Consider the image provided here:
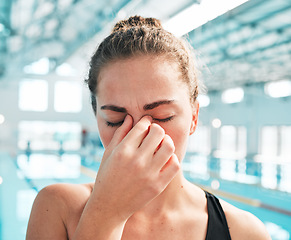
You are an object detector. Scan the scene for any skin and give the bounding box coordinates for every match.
[26,55,271,240]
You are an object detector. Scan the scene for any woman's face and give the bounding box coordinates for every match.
[96,55,199,162]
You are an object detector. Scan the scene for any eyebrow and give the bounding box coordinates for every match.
[100,100,175,112]
[143,100,174,110]
[100,105,127,113]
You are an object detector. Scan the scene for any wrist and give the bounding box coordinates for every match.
[73,192,128,240]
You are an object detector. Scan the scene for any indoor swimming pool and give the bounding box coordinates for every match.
[1,0,291,239]
[0,151,290,240]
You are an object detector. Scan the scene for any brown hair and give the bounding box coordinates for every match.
[85,15,199,114]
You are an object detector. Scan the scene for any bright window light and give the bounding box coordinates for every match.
[18,121,82,151]
[218,125,246,158]
[54,81,82,112]
[221,87,244,104]
[23,58,50,75]
[260,126,278,156]
[188,126,211,154]
[19,79,48,111]
[0,114,5,125]
[164,0,249,36]
[280,126,291,157]
[212,118,221,128]
[56,63,76,76]
[197,94,210,107]
[220,125,236,152]
[264,80,291,98]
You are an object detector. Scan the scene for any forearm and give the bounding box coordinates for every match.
[73,219,125,240]
[72,195,127,240]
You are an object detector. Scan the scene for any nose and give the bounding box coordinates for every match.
[131,114,152,127]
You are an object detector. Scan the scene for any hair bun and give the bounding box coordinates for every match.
[112,15,162,33]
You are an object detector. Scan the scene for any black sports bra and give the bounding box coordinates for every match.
[205,191,232,240]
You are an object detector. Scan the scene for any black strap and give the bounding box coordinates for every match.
[205,191,232,240]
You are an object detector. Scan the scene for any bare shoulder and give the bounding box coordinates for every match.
[32,182,93,214]
[26,183,93,240]
[41,182,93,205]
[219,199,271,240]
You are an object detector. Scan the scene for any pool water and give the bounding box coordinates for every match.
[0,151,290,240]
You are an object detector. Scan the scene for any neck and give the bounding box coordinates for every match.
[131,170,200,219]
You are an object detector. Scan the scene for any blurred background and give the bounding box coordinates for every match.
[0,0,291,239]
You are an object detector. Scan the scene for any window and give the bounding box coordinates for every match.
[260,126,278,156]
[18,121,82,151]
[278,126,291,192]
[259,126,279,190]
[218,126,237,180]
[218,125,246,158]
[54,81,82,112]
[187,126,210,155]
[260,125,291,158]
[19,79,48,111]
[219,126,236,153]
[280,126,291,158]
[237,127,247,156]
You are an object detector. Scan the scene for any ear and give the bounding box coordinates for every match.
[190,101,199,135]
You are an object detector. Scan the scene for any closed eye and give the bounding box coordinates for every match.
[106,116,174,128]
[153,116,174,123]
[106,120,124,127]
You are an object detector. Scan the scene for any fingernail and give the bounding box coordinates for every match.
[144,115,152,122]
[125,114,134,126]
[124,114,131,123]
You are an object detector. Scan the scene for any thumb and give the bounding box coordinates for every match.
[107,115,133,150]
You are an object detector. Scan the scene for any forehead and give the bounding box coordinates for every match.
[97,56,185,97]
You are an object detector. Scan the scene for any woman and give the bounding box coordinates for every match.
[26,16,271,240]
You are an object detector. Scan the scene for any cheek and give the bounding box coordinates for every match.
[97,118,115,148]
[99,129,113,148]
[164,121,191,161]
[171,131,189,160]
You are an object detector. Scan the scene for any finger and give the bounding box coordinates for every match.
[152,134,175,169]
[121,115,152,149]
[107,114,133,150]
[139,123,165,155]
[159,153,180,177]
